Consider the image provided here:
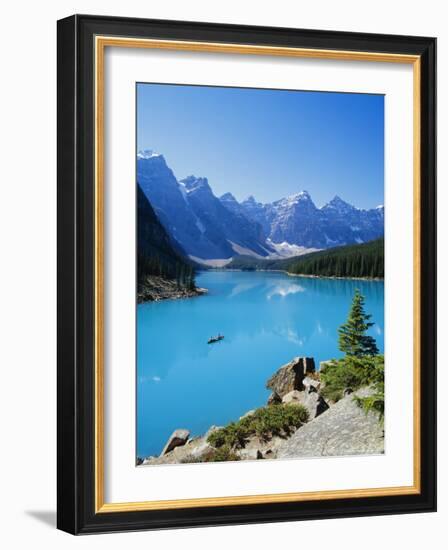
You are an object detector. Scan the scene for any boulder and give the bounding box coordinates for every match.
[238,447,261,460]
[236,433,285,460]
[160,429,190,456]
[281,390,302,404]
[282,389,329,419]
[303,375,321,393]
[266,357,315,398]
[143,428,219,465]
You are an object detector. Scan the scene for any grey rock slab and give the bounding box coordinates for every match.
[282,389,329,420]
[277,388,384,459]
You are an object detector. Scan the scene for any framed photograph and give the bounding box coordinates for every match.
[57,14,436,534]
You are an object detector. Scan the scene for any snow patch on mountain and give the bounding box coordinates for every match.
[137,149,162,160]
[284,190,312,205]
[180,175,212,194]
[266,239,321,258]
[177,181,190,204]
[229,241,266,258]
[195,218,205,234]
[188,255,233,267]
[324,234,339,245]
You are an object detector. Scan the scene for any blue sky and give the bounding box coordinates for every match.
[137,83,384,208]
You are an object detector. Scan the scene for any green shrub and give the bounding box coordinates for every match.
[207,421,250,449]
[207,404,309,450]
[179,454,205,464]
[204,445,241,462]
[354,387,384,420]
[320,355,384,403]
[354,358,385,421]
[179,446,241,464]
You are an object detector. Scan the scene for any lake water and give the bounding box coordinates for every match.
[137,271,384,458]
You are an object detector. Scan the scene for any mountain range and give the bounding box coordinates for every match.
[137,150,384,263]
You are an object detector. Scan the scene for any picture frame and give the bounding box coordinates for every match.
[57,14,436,534]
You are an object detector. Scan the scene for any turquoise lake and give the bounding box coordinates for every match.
[137,271,384,458]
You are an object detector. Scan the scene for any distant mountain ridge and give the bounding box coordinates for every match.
[238,191,384,250]
[137,150,384,261]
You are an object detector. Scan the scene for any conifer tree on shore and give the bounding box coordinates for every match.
[338,289,379,357]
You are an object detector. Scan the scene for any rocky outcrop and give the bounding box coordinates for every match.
[137,276,207,303]
[141,427,221,465]
[139,357,384,466]
[266,357,315,400]
[282,388,329,419]
[237,435,286,460]
[161,429,190,455]
[276,387,384,458]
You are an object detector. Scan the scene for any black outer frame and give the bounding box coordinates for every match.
[57,14,436,535]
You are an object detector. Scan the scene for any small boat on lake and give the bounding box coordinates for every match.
[208,334,224,344]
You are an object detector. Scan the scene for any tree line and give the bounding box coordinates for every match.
[287,238,384,278]
[137,183,197,292]
[138,253,196,290]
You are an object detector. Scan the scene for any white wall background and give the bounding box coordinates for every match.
[0,0,444,547]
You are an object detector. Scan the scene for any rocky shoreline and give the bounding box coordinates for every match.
[137,275,207,303]
[137,355,384,466]
[286,272,384,282]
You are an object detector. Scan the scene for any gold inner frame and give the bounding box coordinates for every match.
[94,36,422,513]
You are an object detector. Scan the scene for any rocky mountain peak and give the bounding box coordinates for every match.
[295,190,311,199]
[243,195,259,205]
[137,149,164,161]
[324,195,356,212]
[276,190,317,210]
[180,176,212,193]
[220,192,238,203]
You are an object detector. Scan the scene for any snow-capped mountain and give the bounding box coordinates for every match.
[137,150,384,261]
[137,152,270,260]
[179,175,269,258]
[319,196,384,246]
[238,191,384,249]
[137,150,211,257]
[240,195,272,236]
[267,191,324,247]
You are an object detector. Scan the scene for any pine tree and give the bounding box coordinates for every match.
[338,289,379,356]
[187,266,196,290]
